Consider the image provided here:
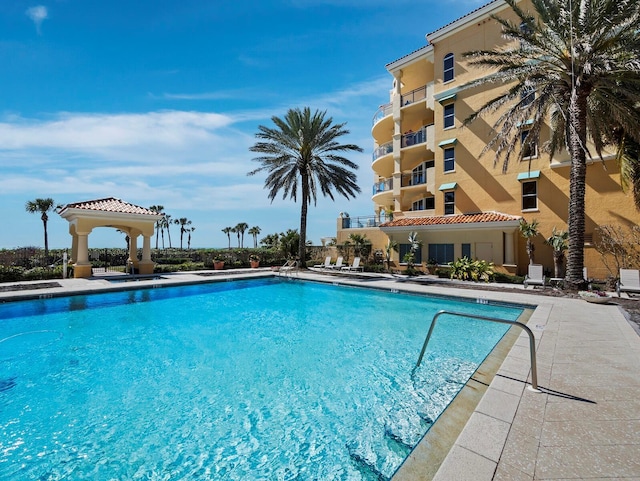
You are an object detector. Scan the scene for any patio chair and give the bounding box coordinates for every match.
[341,257,364,272]
[314,256,331,269]
[617,268,640,296]
[327,257,343,270]
[523,264,545,288]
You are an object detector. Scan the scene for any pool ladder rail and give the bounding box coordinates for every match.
[414,309,540,392]
[277,259,299,278]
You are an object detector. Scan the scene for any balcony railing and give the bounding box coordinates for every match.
[372,103,393,125]
[401,125,430,148]
[401,172,427,187]
[341,216,382,229]
[372,141,393,162]
[372,177,393,195]
[401,85,428,107]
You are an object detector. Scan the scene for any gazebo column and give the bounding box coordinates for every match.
[73,231,93,278]
[503,230,517,275]
[128,233,139,273]
[138,234,155,275]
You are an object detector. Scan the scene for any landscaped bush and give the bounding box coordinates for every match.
[448,257,494,282]
[493,272,525,284]
[0,266,25,282]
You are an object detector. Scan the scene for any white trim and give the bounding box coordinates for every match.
[386,45,435,72]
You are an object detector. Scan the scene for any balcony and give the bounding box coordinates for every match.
[372,141,393,163]
[401,172,427,187]
[372,103,393,126]
[401,85,428,107]
[372,177,393,195]
[401,125,430,148]
[340,215,383,229]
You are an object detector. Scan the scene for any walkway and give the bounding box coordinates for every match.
[1,270,638,480]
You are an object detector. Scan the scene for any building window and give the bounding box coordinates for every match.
[521,129,538,159]
[399,243,422,264]
[521,86,535,106]
[412,197,435,211]
[522,180,537,210]
[443,103,455,129]
[428,243,454,264]
[444,147,455,172]
[444,190,455,215]
[443,53,454,83]
[462,243,471,259]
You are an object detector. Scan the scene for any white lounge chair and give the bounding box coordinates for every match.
[617,268,640,296]
[327,256,343,270]
[314,256,331,269]
[341,257,363,272]
[524,264,545,288]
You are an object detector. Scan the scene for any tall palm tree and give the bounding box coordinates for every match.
[235,222,249,248]
[163,214,173,249]
[232,226,240,248]
[25,197,57,258]
[248,226,261,248]
[187,227,195,250]
[248,107,362,267]
[149,205,164,249]
[174,217,192,250]
[222,227,233,249]
[463,0,640,288]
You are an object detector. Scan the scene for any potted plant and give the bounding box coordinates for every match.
[578,290,611,304]
[213,255,225,270]
[249,254,260,268]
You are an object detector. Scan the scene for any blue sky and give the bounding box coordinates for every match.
[1,0,485,249]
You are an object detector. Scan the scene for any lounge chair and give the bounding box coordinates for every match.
[341,257,363,272]
[314,256,332,269]
[327,256,343,270]
[523,264,545,288]
[617,268,640,296]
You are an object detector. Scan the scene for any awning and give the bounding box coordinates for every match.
[438,182,458,191]
[517,170,540,180]
[438,138,457,148]
[438,93,457,103]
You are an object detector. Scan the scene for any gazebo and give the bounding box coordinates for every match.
[58,197,163,278]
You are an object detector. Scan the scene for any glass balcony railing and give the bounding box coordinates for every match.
[401,124,432,148]
[401,85,428,107]
[372,141,393,162]
[372,177,393,195]
[341,216,382,229]
[401,173,427,187]
[372,103,393,125]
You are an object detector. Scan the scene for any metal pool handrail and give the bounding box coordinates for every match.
[414,309,540,392]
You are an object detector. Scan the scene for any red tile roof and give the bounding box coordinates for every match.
[62,197,159,216]
[381,211,521,227]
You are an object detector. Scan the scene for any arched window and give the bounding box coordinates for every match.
[443,53,455,82]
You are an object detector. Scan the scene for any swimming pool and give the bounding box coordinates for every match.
[0,278,525,480]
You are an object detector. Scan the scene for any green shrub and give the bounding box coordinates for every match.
[492,272,525,284]
[448,257,495,282]
[0,265,25,282]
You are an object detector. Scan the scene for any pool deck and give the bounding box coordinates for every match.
[1,269,639,480]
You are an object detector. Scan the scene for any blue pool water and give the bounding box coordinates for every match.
[0,279,525,480]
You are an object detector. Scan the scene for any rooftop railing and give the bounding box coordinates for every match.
[372,141,393,162]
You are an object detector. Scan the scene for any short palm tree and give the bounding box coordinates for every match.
[163,214,173,249]
[174,217,192,250]
[463,0,640,288]
[248,226,261,248]
[519,218,540,265]
[248,107,362,267]
[235,222,249,248]
[25,197,57,259]
[546,227,569,278]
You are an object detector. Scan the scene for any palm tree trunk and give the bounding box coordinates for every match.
[565,89,588,289]
[299,178,309,268]
[42,217,49,259]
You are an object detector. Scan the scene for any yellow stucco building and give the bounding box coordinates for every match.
[336,0,639,280]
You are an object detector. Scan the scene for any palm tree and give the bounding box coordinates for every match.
[187,227,195,250]
[232,226,240,248]
[519,218,540,265]
[235,222,249,248]
[462,0,640,288]
[222,227,233,249]
[163,214,173,249]
[384,239,399,272]
[149,205,164,249]
[546,227,569,278]
[248,226,261,248]
[174,217,192,250]
[25,197,57,258]
[248,107,362,267]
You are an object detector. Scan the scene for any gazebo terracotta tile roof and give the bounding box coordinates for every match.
[62,197,158,216]
[381,211,521,227]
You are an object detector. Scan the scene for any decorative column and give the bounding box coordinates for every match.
[128,233,139,273]
[504,231,515,265]
[73,232,93,278]
[138,234,155,275]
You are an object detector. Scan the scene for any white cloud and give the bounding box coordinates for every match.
[26,5,48,34]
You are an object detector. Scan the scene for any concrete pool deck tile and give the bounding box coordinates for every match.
[493,460,534,481]
[475,387,521,424]
[544,397,640,422]
[540,419,640,446]
[431,445,498,481]
[454,412,511,462]
[536,444,640,479]
[497,425,541,477]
